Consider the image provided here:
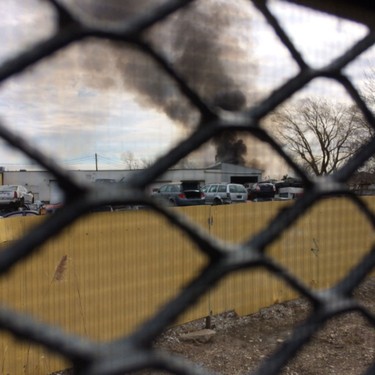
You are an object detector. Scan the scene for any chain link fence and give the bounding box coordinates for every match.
[0,1,374,374]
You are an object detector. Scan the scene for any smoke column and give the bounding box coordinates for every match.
[76,0,257,165]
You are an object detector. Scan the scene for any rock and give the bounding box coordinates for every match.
[179,329,216,344]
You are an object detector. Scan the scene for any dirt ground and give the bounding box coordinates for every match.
[53,277,374,375]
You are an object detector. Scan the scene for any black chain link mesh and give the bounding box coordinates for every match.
[0,1,374,374]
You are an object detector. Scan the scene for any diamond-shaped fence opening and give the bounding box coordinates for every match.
[0,1,374,375]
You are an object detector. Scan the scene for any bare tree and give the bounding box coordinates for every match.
[356,70,375,173]
[272,98,363,176]
[121,151,143,170]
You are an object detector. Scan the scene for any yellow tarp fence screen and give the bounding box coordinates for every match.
[0,197,374,374]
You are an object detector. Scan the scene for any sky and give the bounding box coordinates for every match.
[0,0,373,177]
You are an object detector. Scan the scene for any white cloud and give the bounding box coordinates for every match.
[0,0,55,62]
[251,1,371,99]
[0,32,182,169]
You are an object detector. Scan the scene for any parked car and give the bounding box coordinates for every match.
[202,183,248,205]
[275,178,304,200]
[152,182,205,206]
[247,181,276,201]
[0,185,34,208]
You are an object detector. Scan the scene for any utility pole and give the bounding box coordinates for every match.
[95,153,98,171]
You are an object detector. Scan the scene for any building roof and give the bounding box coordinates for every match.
[206,162,263,173]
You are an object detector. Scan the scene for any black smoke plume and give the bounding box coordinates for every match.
[78,1,255,164]
[212,90,247,165]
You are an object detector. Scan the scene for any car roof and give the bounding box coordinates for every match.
[206,183,242,185]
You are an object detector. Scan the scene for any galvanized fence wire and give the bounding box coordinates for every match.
[0,1,374,374]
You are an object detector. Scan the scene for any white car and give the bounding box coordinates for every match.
[202,183,248,205]
[0,185,34,208]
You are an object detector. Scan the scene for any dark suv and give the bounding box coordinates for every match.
[247,181,276,201]
[152,182,205,206]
